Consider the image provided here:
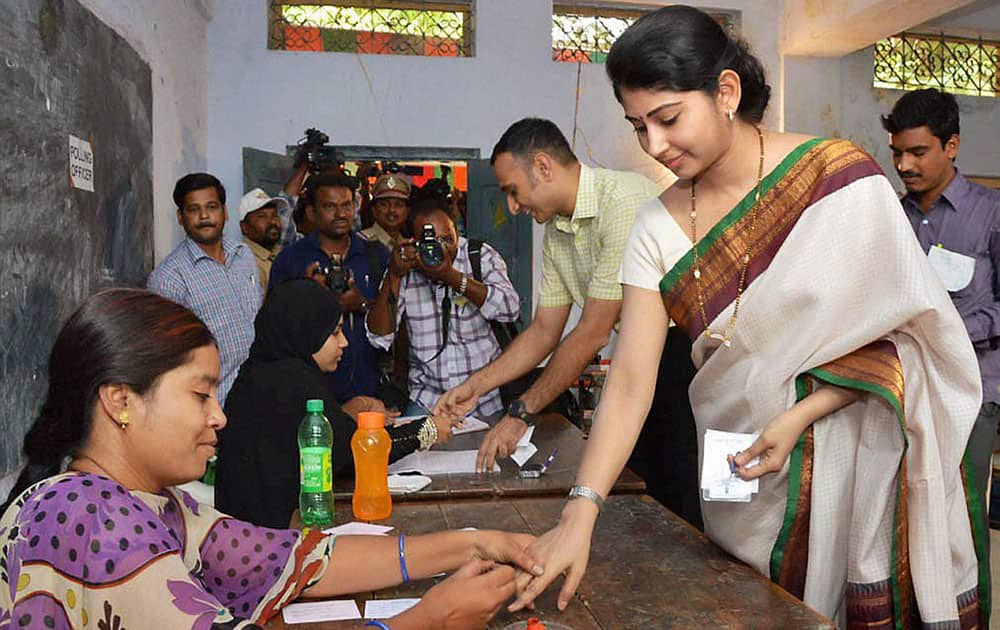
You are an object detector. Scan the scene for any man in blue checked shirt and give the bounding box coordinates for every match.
[366,198,520,417]
[147,173,262,406]
[270,171,390,403]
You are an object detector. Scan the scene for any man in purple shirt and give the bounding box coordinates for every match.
[883,88,1000,538]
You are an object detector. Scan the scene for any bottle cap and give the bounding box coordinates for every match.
[357,411,385,429]
[306,399,324,413]
[526,619,547,630]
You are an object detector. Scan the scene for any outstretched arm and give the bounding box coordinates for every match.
[508,285,669,611]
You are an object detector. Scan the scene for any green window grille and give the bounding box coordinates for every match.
[268,1,474,57]
[552,3,740,64]
[874,32,1000,97]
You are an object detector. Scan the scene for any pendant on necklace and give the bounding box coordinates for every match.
[705,330,732,348]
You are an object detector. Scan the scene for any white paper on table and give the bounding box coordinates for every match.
[700,429,760,502]
[364,598,421,619]
[388,473,432,494]
[322,522,394,536]
[511,443,538,467]
[451,416,490,435]
[388,450,500,475]
[509,425,537,466]
[281,600,361,623]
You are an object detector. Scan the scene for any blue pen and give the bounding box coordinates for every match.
[729,450,741,475]
[539,448,559,473]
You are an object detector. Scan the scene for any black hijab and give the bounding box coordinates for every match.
[249,278,343,364]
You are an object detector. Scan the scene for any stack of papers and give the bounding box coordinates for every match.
[700,429,760,502]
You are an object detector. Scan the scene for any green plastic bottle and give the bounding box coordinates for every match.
[298,399,335,528]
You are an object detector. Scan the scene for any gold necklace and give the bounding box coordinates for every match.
[689,125,765,348]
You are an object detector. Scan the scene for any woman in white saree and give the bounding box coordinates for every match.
[510,6,987,628]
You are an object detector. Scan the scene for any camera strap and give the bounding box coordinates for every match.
[424,285,452,363]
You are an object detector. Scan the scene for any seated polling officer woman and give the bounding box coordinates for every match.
[216,279,452,529]
[0,288,540,628]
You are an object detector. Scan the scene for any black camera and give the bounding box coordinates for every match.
[322,255,351,294]
[416,224,445,268]
[297,128,345,173]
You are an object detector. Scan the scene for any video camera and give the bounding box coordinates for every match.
[297,128,345,173]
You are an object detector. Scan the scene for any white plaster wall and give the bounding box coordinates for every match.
[77,0,212,263]
[841,46,1000,188]
[784,0,1000,192]
[206,0,783,315]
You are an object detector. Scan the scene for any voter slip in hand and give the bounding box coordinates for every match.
[700,429,760,502]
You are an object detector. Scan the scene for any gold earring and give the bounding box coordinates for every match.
[117,409,129,429]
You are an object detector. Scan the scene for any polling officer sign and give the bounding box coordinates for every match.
[68,134,94,192]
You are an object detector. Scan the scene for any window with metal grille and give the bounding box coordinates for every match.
[552,3,740,63]
[874,32,1000,97]
[268,1,474,57]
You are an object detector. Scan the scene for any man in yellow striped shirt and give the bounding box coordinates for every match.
[434,118,662,471]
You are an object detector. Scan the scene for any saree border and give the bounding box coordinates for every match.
[960,448,990,629]
[660,139,883,341]
[659,137,824,296]
[770,341,914,629]
[255,527,332,624]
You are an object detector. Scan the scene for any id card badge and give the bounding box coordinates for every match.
[927,245,975,292]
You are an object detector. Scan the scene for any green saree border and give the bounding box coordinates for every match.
[961,447,991,629]
[768,377,812,580]
[659,137,826,296]
[770,367,908,628]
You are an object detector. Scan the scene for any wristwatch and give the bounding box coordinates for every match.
[506,399,536,427]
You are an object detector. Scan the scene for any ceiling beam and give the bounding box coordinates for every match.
[781,0,979,56]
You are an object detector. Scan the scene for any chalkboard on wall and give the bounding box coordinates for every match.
[0,0,153,476]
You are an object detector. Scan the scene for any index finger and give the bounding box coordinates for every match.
[476,437,497,474]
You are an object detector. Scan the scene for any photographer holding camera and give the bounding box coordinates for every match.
[366,198,520,417]
[273,128,352,245]
[270,172,390,403]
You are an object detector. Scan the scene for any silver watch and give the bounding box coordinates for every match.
[567,485,605,513]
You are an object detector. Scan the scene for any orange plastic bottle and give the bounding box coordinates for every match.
[351,411,392,520]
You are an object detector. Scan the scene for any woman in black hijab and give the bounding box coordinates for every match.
[216,279,450,528]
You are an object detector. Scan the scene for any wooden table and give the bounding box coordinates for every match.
[332,414,645,502]
[270,495,835,629]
